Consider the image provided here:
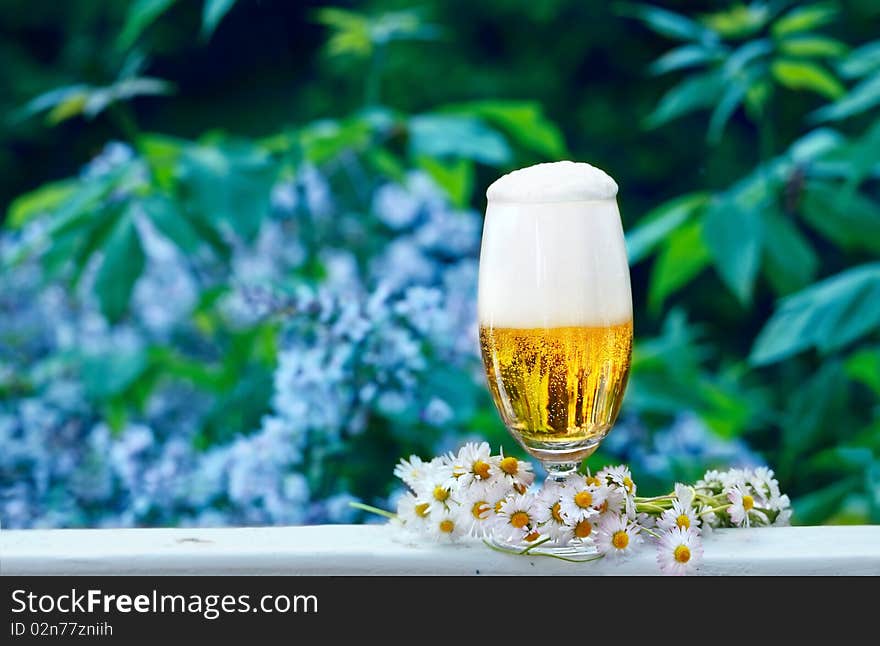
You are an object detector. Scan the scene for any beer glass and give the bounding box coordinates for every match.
[478,162,633,490]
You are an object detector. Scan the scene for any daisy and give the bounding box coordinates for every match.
[656,527,703,576]
[396,491,431,531]
[493,492,539,543]
[720,468,749,490]
[726,484,756,527]
[771,494,792,527]
[696,469,724,491]
[674,482,695,508]
[601,484,627,515]
[658,500,700,532]
[426,511,466,542]
[595,512,641,560]
[569,517,596,542]
[533,480,573,545]
[414,461,458,515]
[496,449,535,491]
[456,481,507,538]
[636,512,657,529]
[749,466,780,503]
[453,442,498,489]
[600,464,637,496]
[698,504,718,532]
[559,475,604,522]
[393,455,430,490]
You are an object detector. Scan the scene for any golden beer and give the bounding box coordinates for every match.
[479,323,632,446]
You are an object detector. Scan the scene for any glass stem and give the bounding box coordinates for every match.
[544,461,579,483]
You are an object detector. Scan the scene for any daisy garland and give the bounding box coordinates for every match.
[361,443,792,575]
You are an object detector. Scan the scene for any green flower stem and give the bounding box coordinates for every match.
[640,526,662,540]
[349,502,397,520]
[699,503,731,516]
[519,536,553,554]
[635,494,675,503]
[635,503,668,514]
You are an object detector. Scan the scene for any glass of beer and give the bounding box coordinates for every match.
[478,161,633,512]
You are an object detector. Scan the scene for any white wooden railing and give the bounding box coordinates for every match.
[2,525,879,575]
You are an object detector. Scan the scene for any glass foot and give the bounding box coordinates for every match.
[487,535,598,559]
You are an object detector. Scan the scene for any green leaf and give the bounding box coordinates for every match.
[299,117,374,163]
[16,84,91,122]
[702,198,763,304]
[440,100,566,158]
[143,196,203,253]
[6,180,77,229]
[70,204,124,286]
[750,263,880,365]
[82,77,173,118]
[93,213,146,323]
[648,220,711,311]
[772,3,837,38]
[118,0,177,51]
[416,156,473,208]
[788,127,844,163]
[707,80,747,143]
[838,40,880,79]
[179,143,275,241]
[771,59,845,99]
[408,115,511,166]
[845,347,880,395]
[778,35,848,58]
[139,134,186,188]
[626,192,709,263]
[800,184,880,253]
[745,79,772,120]
[702,3,771,39]
[782,361,850,463]
[793,479,857,525]
[618,3,713,42]
[761,209,819,295]
[81,349,148,399]
[649,44,724,75]
[723,39,773,76]
[202,0,236,39]
[646,71,724,128]
[46,93,89,124]
[810,71,880,122]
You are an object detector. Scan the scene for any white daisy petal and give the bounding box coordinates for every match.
[656,527,703,576]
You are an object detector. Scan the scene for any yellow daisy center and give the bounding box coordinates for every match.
[623,477,634,493]
[612,530,629,550]
[510,511,530,529]
[494,500,504,514]
[415,502,430,518]
[472,460,491,480]
[742,495,754,511]
[674,544,691,563]
[471,501,489,520]
[586,475,601,487]
[513,483,527,494]
[433,486,449,502]
[676,514,690,529]
[551,502,564,523]
[439,519,454,533]
[524,530,541,542]
[574,491,593,508]
[574,519,593,538]
[500,457,519,475]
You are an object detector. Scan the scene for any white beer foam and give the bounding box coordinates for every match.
[479,163,631,328]
[486,160,618,203]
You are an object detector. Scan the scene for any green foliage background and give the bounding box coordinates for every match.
[2,0,879,525]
